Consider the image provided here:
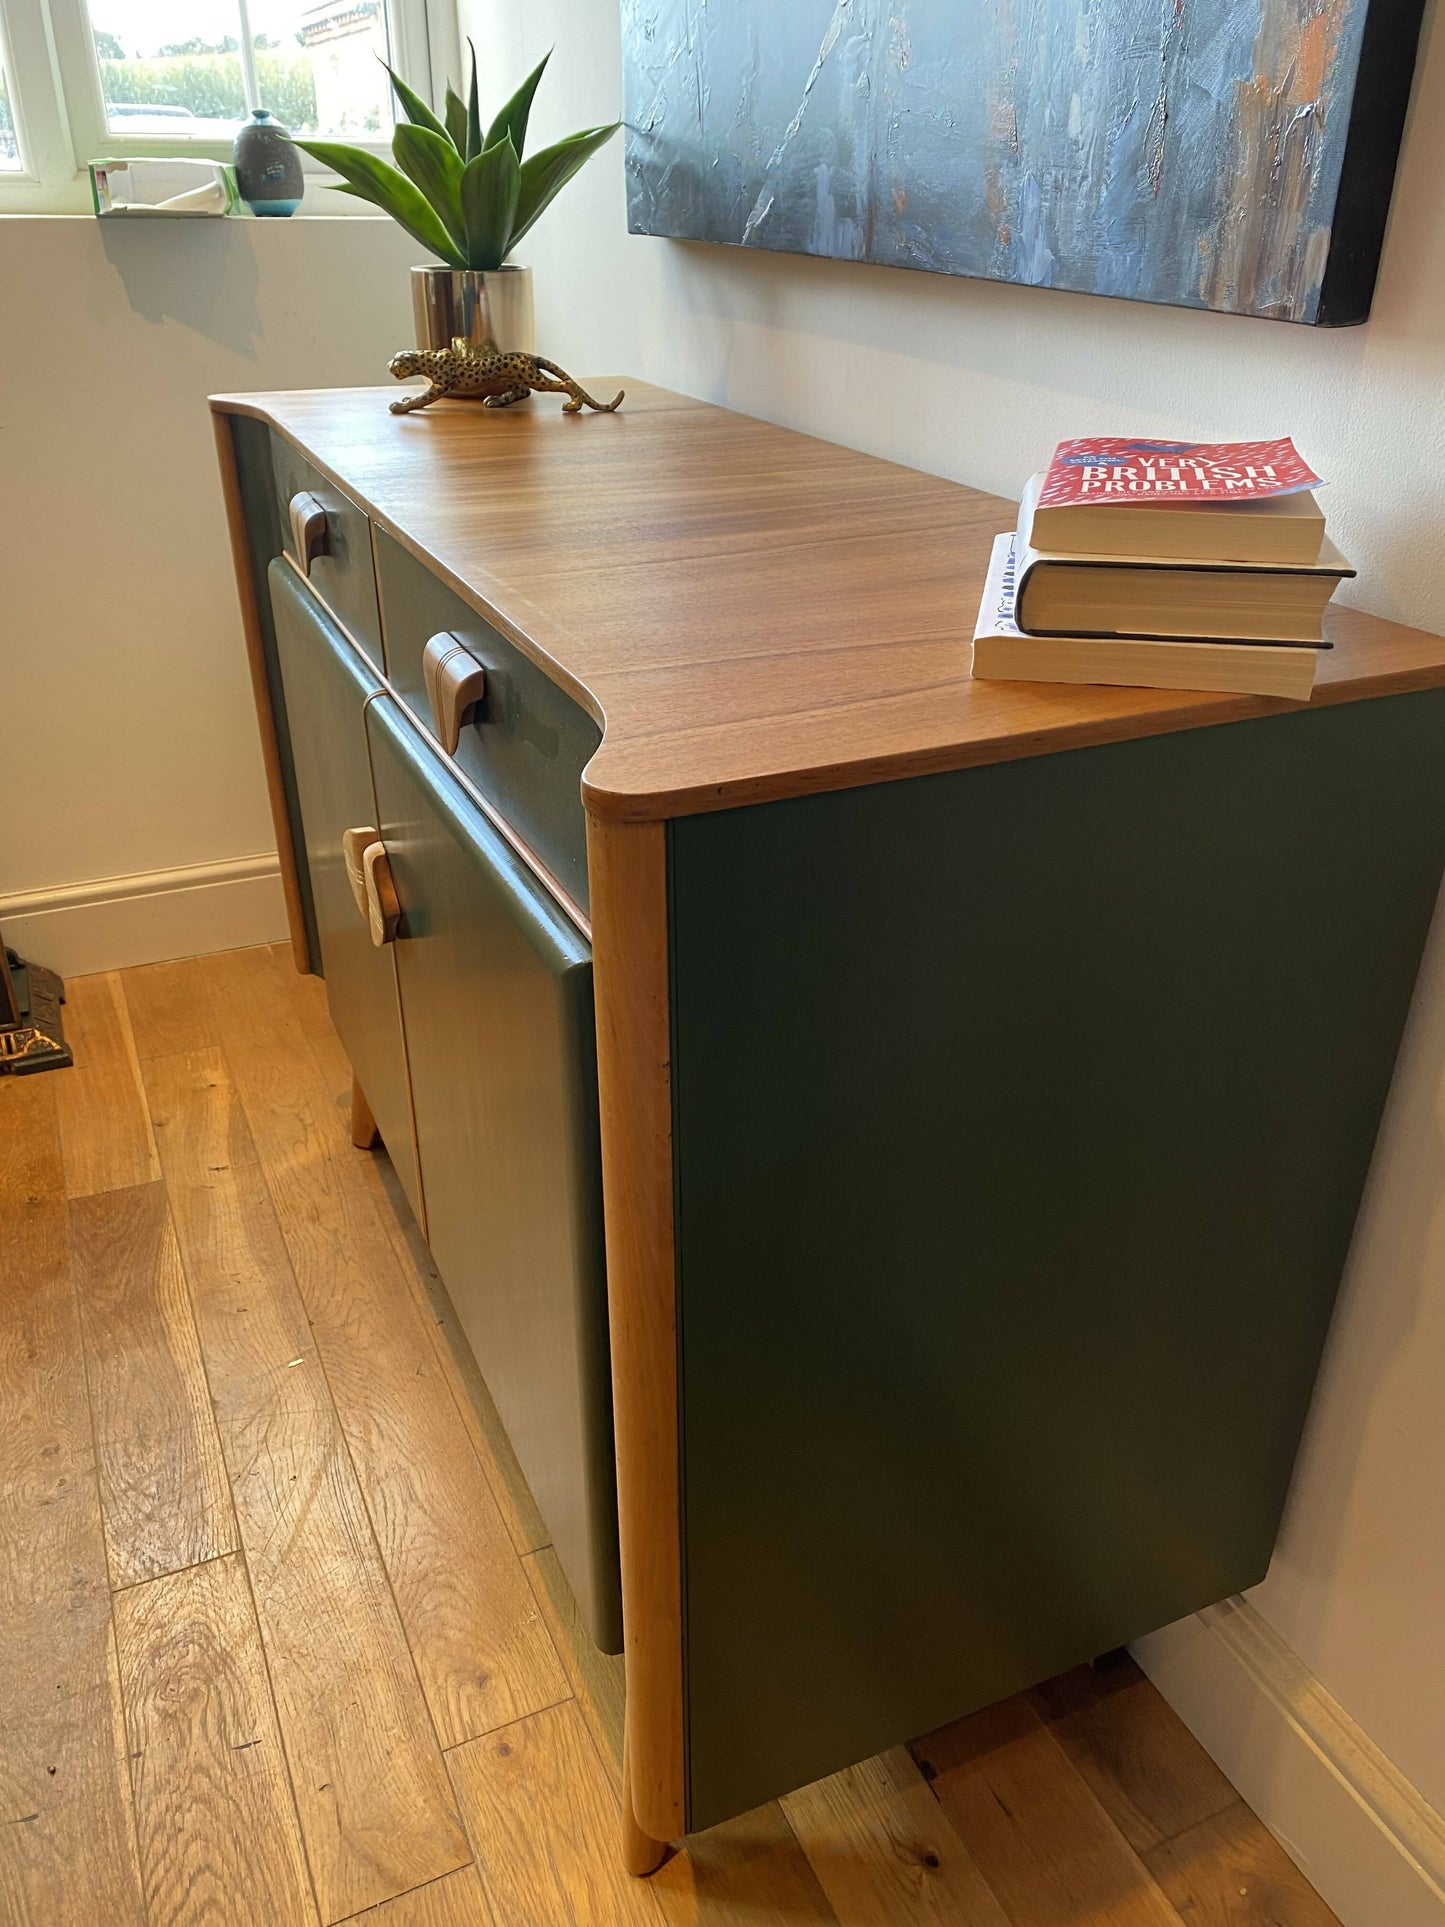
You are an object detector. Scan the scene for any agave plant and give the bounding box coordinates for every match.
[296,47,618,272]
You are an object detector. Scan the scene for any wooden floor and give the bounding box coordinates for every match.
[0,942,1344,1927]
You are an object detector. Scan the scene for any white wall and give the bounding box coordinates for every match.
[0,213,419,971]
[456,0,1445,1917]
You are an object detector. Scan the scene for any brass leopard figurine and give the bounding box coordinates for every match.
[388,341,624,416]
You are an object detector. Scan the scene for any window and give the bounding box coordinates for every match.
[0,53,20,172]
[0,0,454,209]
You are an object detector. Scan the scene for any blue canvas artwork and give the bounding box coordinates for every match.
[619,0,1424,325]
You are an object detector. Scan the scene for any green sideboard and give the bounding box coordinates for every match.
[214,381,1445,1868]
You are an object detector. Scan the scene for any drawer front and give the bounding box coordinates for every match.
[366,693,620,1651]
[269,559,423,1225]
[271,435,384,673]
[374,528,599,914]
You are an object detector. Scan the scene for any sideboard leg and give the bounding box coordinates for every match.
[350,1076,381,1150]
[622,1740,669,1877]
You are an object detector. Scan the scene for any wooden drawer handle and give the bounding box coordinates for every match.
[341,826,377,918]
[362,842,401,947]
[422,632,487,754]
[288,491,329,577]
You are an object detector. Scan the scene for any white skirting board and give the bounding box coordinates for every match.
[1135,1598,1445,1927]
[0,853,290,978]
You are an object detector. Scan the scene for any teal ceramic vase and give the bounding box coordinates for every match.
[233,109,303,217]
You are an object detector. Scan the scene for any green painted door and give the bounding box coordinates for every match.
[268,559,422,1221]
[365,696,621,1653]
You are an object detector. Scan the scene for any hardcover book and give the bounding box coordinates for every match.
[971,535,1321,701]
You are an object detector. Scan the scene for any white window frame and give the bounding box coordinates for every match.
[0,0,457,212]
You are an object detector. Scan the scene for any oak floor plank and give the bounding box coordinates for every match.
[447,1700,663,1927]
[53,971,161,1197]
[70,1181,237,1589]
[113,1551,317,1925]
[275,944,553,1563]
[122,955,221,1063]
[201,943,569,1751]
[654,1802,840,1926]
[335,1865,494,1924]
[524,1547,626,1787]
[142,1047,469,1922]
[362,1137,553,1560]
[911,1699,1186,1927]
[781,1747,1008,1927]
[0,1076,146,1927]
[278,947,355,1116]
[1142,1802,1343,1927]
[1029,1660,1238,1856]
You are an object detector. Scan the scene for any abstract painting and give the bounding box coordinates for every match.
[619,0,1425,325]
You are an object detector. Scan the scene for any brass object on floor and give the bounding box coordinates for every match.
[387,343,625,417]
[0,931,72,1074]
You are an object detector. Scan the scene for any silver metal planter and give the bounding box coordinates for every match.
[411,265,536,354]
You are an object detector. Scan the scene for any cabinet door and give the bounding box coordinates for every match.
[366,695,620,1652]
[269,559,422,1222]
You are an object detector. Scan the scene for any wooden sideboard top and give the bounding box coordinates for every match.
[212,381,1445,822]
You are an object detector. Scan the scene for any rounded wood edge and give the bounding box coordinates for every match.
[211,408,311,974]
[350,1076,380,1150]
[622,1736,672,1877]
[587,812,687,1844]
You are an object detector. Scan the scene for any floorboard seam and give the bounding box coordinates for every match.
[210,1011,469,1781]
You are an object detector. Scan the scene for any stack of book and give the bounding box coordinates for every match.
[972,438,1354,699]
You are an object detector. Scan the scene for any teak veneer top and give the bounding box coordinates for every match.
[212,381,1445,822]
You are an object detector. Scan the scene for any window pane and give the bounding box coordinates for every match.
[86,0,395,141]
[90,0,250,140]
[0,55,20,168]
[249,0,394,139]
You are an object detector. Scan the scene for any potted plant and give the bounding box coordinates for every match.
[296,48,617,355]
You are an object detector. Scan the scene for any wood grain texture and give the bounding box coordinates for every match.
[0,1077,146,1927]
[911,1699,1186,1927]
[142,1046,469,1922]
[1029,1660,1238,1856]
[70,1181,237,1589]
[112,1552,317,1925]
[357,1137,552,1560]
[334,1866,494,1925]
[781,1748,1009,1927]
[197,944,569,1751]
[446,1700,662,1926]
[524,1546,626,1788]
[1142,1801,1343,1927]
[211,385,1445,822]
[213,405,311,968]
[585,816,685,1842]
[53,971,160,1197]
[654,1802,840,1925]
[122,955,221,1063]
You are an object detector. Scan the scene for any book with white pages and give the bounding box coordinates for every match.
[971,533,1321,701]
[1018,470,1328,566]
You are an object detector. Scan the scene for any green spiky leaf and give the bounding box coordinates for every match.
[393,122,466,253]
[485,50,549,162]
[510,121,619,247]
[381,60,447,141]
[444,85,469,156]
[465,40,483,161]
[296,139,465,265]
[459,133,521,270]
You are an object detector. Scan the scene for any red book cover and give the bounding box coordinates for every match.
[1038,438,1322,507]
